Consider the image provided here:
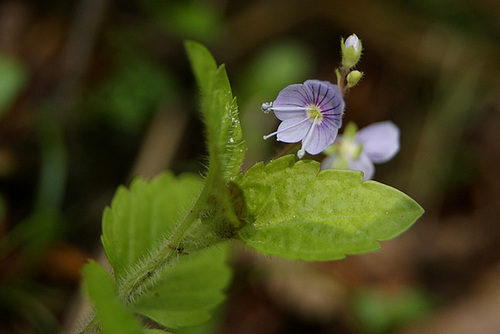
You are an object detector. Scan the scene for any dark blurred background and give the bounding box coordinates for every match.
[0,0,499,333]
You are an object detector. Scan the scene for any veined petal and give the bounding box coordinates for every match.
[275,117,311,143]
[303,80,343,111]
[348,152,375,181]
[356,121,400,163]
[322,114,343,132]
[303,121,338,155]
[273,84,310,121]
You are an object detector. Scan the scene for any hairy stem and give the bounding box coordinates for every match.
[79,179,213,334]
[118,179,212,304]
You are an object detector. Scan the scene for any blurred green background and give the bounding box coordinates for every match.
[1,0,499,333]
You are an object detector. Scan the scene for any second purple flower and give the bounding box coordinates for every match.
[262,80,345,158]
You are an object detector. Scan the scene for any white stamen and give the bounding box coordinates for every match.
[297,115,318,158]
[270,106,313,111]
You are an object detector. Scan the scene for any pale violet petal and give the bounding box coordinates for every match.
[303,122,338,155]
[275,117,311,143]
[356,121,400,164]
[303,80,330,104]
[348,152,375,181]
[303,80,342,109]
[322,115,343,135]
[303,80,344,126]
[272,80,344,121]
[272,84,309,121]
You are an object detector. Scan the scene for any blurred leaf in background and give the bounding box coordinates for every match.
[0,54,27,118]
[237,41,314,100]
[393,0,486,34]
[352,286,434,334]
[84,51,176,132]
[139,0,222,42]
[0,283,60,334]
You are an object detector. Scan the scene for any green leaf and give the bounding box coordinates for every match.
[235,155,424,261]
[184,40,245,180]
[133,245,232,330]
[0,54,27,118]
[184,41,248,236]
[83,261,143,334]
[102,172,203,282]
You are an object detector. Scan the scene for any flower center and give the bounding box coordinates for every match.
[305,104,324,124]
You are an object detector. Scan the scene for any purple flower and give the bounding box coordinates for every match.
[262,80,345,158]
[322,121,400,181]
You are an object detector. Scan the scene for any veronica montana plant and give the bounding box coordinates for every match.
[77,35,423,334]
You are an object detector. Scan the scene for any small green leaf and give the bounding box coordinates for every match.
[235,155,424,261]
[133,245,232,329]
[102,172,203,282]
[184,40,245,180]
[184,41,248,237]
[83,261,143,334]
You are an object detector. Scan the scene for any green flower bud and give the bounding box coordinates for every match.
[346,70,363,88]
[341,34,362,69]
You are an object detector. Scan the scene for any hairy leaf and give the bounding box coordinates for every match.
[133,245,232,329]
[83,261,143,334]
[235,155,424,260]
[102,172,203,282]
[184,40,245,180]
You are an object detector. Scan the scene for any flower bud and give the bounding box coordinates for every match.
[346,70,363,88]
[341,34,362,69]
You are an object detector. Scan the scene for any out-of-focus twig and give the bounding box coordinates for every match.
[405,41,482,216]
[129,107,189,180]
[53,0,110,121]
[47,0,110,332]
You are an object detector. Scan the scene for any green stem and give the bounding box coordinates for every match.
[339,68,348,96]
